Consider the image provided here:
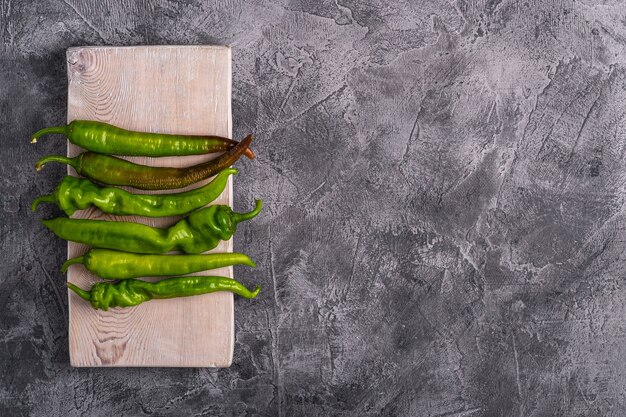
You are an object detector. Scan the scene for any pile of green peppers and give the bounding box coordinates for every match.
[32,120,262,310]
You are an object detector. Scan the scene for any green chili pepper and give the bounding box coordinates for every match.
[31,120,255,159]
[34,134,253,190]
[68,276,261,311]
[42,199,262,254]
[32,168,236,217]
[61,249,256,279]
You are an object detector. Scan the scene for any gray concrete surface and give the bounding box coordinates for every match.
[2,0,626,416]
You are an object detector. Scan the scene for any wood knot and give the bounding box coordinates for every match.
[94,338,127,365]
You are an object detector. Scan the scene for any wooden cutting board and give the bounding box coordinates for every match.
[66,45,234,367]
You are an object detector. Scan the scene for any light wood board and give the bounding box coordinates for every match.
[66,45,234,367]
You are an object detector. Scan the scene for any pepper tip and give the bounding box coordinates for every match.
[251,285,261,298]
[252,199,263,215]
[30,137,37,144]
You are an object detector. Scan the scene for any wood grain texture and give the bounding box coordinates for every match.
[66,45,234,367]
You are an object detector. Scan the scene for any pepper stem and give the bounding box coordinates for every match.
[30,126,67,143]
[67,282,91,302]
[31,194,56,211]
[35,155,78,172]
[232,199,263,224]
[61,256,85,273]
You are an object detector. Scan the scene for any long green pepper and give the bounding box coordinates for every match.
[32,168,236,217]
[62,249,256,279]
[68,276,261,311]
[31,120,255,159]
[35,134,253,190]
[42,200,262,254]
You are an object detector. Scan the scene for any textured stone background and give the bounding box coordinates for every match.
[2,0,626,416]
